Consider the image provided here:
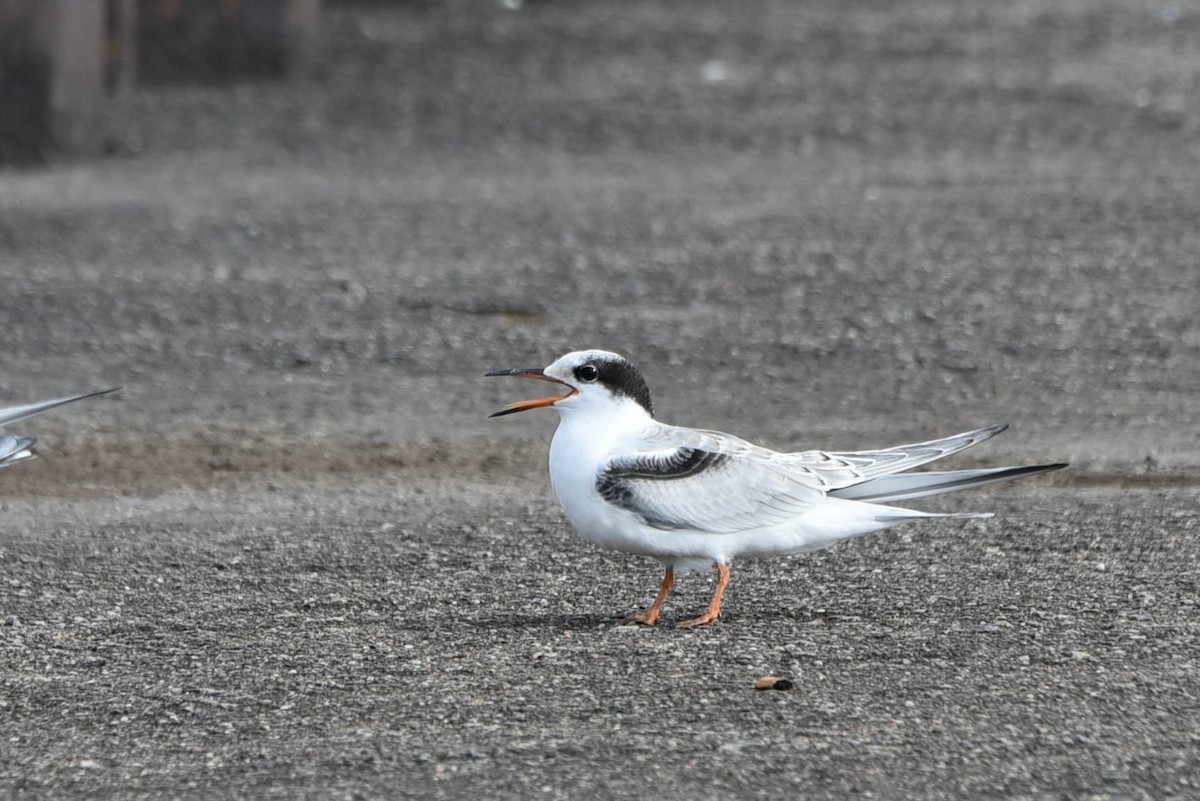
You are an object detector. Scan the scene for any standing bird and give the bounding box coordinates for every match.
[487,350,1065,626]
[0,388,121,470]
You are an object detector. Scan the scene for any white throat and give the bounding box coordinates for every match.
[554,393,654,444]
[549,395,654,490]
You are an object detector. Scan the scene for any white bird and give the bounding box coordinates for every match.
[0,388,121,470]
[487,349,1065,627]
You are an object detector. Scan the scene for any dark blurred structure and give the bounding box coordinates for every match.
[137,0,319,83]
[0,0,319,164]
[0,0,108,162]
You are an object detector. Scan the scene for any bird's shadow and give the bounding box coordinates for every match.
[398,606,835,633]
[470,612,621,630]
[398,611,619,634]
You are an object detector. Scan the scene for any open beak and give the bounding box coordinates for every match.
[485,367,577,418]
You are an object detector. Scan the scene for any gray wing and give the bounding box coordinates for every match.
[596,427,830,534]
[595,424,1018,532]
[647,424,1010,491]
[795,424,1010,487]
[598,445,826,533]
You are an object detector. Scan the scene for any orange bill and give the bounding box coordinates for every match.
[485,368,577,417]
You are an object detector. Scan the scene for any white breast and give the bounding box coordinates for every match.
[547,403,663,556]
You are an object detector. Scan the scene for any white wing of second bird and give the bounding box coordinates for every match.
[0,388,121,470]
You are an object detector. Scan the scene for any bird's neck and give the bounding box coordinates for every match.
[553,399,656,454]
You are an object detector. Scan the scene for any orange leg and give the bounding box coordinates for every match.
[678,562,731,627]
[620,567,675,626]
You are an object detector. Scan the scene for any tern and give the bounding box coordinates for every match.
[487,350,1066,627]
[0,388,121,470]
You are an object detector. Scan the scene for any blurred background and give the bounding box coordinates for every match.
[1,0,1198,496]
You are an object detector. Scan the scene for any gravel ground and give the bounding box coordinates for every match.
[2,0,1198,798]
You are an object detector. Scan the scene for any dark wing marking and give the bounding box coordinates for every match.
[598,448,730,528]
[598,447,728,491]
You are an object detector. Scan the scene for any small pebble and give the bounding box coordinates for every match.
[754,675,793,691]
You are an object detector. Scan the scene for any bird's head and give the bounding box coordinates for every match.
[486,349,654,420]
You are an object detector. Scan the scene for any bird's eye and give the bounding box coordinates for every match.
[575,364,600,382]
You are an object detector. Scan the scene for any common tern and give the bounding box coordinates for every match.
[0,388,121,470]
[487,349,1065,627]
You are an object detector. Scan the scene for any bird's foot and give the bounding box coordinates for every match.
[677,610,720,628]
[619,610,661,626]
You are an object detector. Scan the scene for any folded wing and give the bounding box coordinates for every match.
[597,442,825,533]
[596,424,1064,532]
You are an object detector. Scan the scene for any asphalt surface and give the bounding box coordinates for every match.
[2,1,1199,799]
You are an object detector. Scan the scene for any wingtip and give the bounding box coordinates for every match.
[0,388,121,427]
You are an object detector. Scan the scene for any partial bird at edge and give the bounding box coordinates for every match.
[0,387,122,470]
